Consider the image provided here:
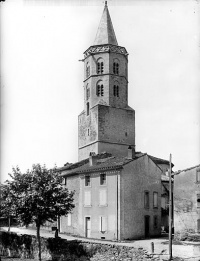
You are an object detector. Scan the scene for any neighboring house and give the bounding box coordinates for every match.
[174,165,200,234]
[58,3,172,240]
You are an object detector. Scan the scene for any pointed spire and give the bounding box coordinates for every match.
[94,2,118,46]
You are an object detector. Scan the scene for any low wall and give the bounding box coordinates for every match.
[0,231,159,261]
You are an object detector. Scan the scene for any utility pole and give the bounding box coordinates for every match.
[169,153,173,260]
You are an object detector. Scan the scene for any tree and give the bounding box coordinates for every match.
[4,164,75,261]
[0,183,16,232]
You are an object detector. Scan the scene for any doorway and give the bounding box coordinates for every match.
[85,217,91,238]
[144,215,150,238]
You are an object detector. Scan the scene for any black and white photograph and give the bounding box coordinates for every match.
[1,0,200,260]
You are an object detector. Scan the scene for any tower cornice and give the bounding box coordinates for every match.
[83,44,128,59]
[83,73,128,83]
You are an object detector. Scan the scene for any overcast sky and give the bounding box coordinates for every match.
[1,0,200,182]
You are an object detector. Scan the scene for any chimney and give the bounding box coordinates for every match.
[128,146,135,159]
[89,152,97,166]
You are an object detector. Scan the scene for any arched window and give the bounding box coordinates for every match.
[97,58,104,74]
[86,102,90,116]
[96,82,104,97]
[86,85,90,100]
[113,83,119,97]
[113,59,119,75]
[86,62,90,78]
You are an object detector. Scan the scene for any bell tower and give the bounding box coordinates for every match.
[78,2,135,161]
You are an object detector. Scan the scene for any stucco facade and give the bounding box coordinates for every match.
[60,152,163,240]
[174,165,200,233]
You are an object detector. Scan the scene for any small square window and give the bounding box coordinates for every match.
[100,174,106,185]
[85,175,91,187]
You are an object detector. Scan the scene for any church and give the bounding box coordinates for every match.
[58,2,171,240]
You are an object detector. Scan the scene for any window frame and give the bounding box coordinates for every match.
[99,216,107,233]
[113,61,119,75]
[100,174,106,186]
[86,102,90,116]
[97,61,104,74]
[154,215,158,229]
[197,194,200,208]
[86,63,90,78]
[85,175,91,187]
[86,86,90,100]
[99,189,107,207]
[144,191,150,209]
[153,192,158,209]
[97,84,104,97]
[196,168,200,183]
[84,190,92,207]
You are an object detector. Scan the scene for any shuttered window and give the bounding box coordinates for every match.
[99,216,107,232]
[84,191,91,206]
[153,192,158,208]
[99,189,107,206]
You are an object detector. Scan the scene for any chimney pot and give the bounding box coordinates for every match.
[89,152,97,166]
[128,146,135,159]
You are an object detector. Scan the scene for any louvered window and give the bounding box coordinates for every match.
[113,85,119,97]
[97,62,104,74]
[97,84,104,96]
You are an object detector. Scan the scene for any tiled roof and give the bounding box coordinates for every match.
[173,164,200,175]
[148,155,172,166]
[58,151,172,177]
[59,152,145,176]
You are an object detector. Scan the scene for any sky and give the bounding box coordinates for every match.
[1,0,200,183]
